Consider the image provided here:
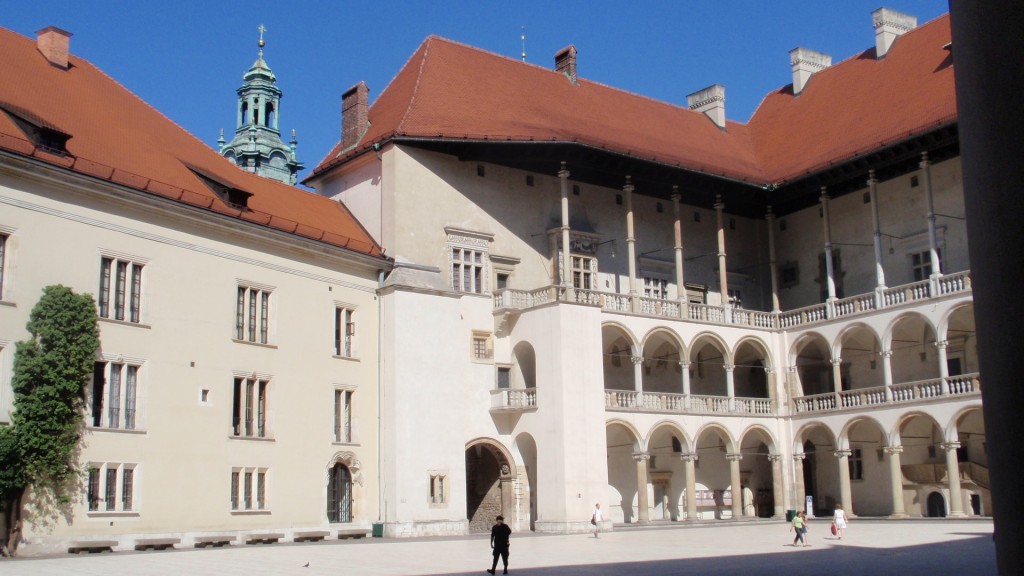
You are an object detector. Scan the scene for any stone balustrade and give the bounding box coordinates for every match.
[490,388,537,412]
[604,390,775,416]
[792,373,981,415]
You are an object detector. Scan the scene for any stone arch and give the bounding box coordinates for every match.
[834,323,884,392]
[840,416,892,516]
[732,336,773,399]
[949,406,989,516]
[693,424,738,519]
[938,303,978,376]
[511,340,537,389]
[640,328,686,394]
[688,332,731,397]
[885,312,940,384]
[512,433,539,531]
[646,421,691,522]
[465,438,517,533]
[324,451,363,524]
[602,323,639,392]
[738,424,778,518]
[794,422,839,516]
[790,332,834,396]
[606,420,644,523]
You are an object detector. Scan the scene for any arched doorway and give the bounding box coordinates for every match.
[927,492,947,517]
[327,463,352,523]
[466,440,515,533]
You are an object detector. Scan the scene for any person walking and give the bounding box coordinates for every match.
[791,511,810,546]
[591,503,603,538]
[487,515,512,575]
[832,505,848,541]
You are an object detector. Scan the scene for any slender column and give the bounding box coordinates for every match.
[632,354,643,393]
[714,195,729,306]
[942,442,967,518]
[793,453,807,515]
[680,360,691,396]
[769,454,785,519]
[921,152,942,281]
[936,340,950,394]
[624,177,639,312]
[682,453,698,521]
[868,170,887,293]
[558,162,574,300]
[633,452,651,523]
[885,446,908,518]
[835,449,853,515]
[831,358,843,407]
[820,188,837,304]
[881,349,894,401]
[672,188,687,317]
[726,453,743,519]
[724,363,736,411]
[766,205,781,313]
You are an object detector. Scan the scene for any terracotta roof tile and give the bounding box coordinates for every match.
[0,26,384,259]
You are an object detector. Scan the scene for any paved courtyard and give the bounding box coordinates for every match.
[1,519,996,576]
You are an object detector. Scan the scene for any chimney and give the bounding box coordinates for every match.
[341,81,369,150]
[686,84,726,130]
[554,45,578,83]
[789,47,832,95]
[36,26,72,69]
[873,7,917,59]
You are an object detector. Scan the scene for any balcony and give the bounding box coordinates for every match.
[605,390,775,416]
[792,373,981,415]
[494,270,972,330]
[490,388,537,413]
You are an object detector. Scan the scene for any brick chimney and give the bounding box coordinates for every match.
[36,26,72,69]
[873,7,917,59]
[554,45,578,83]
[341,81,369,150]
[789,47,832,95]
[686,84,726,130]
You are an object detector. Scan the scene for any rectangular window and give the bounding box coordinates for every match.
[571,255,595,290]
[472,332,493,361]
[0,233,7,299]
[849,448,864,481]
[497,366,511,389]
[911,250,942,281]
[779,262,799,289]
[231,468,267,511]
[452,248,485,293]
[334,389,353,443]
[244,471,253,510]
[727,289,743,308]
[231,471,240,510]
[643,277,668,299]
[88,467,101,511]
[257,471,266,510]
[335,307,355,357]
[122,468,134,511]
[86,463,136,513]
[429,473,447,505]
[105,468,117,511]
[232,377,269,438]
[236,285,271,344]
[91,361,141,430]
[98,257,143,323]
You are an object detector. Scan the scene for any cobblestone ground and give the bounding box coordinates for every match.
[1,519,995,576]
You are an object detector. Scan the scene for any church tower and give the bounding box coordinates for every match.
[219,25,303,185]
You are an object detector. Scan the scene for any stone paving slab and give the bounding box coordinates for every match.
[0,519,995,576]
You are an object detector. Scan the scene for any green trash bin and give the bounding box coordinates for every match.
[372,522,384,538]
[786,509,797,522]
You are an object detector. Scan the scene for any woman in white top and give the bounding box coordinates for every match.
[591,503,603,538]
[833,505,849,540]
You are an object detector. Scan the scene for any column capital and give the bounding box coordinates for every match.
[714,194,724,210]
[678,360,690,368]
[867,168,878,184]
[920,150,930,167]
[764,366,775,375]
[679,453,698,463]
[787,365,798,373]
[767,454,783,463]
[725,453,743,462]
[819,187,830,202]
[940,441,961,452]
[631,355,643,365]
[671,185,680,202]
[935,340,948,350]
[881,349,893,359]
[623,175,634,193]
[793,453,806,461]
[632,451,651,462]
[833,449,852,459]
[723,363,735,372]
[765,204,775,219]
[830,357,842,367]
[884,445,904,456]
[557,161,569,179]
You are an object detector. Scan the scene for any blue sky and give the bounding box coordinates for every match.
[4,1,948,182]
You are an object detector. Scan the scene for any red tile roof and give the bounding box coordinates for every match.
[0,26,384,259]
[311,14,956,188]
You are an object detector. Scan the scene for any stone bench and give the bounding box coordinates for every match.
[293,530,331,542]
[134,537,180,551]
[193,535,235,548]
[245,532,285,545]
[337,528,370,540]
[68,540,117,554]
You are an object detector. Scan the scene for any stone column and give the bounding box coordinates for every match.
[868,170,887,294]
[885,446,908,518]
[632,354,644,394]
[769,454,785,519]
[793,453,807,515]
[766,205,781,313]
[726,453,743,519]
[682,453,698,521]
[921,152,943,281]
[624,176,639,313]
[936,340,950,394]
[835,449,853,515]
[633,452,651,523]
[831,357,843,407]
[942,442,967,518]
[724,363,736,411]
[680,360,691,396]
[820,188,837,304]
[881,349,894,402]
[672,188,687,317]
[715,195,729,307]
[558,162,574,300]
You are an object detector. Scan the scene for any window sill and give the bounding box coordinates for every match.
[231,509,272,516]
[99,317,151,329]
[86,511,140,518]
[428,503,449,509]
[87,427,147,435]
[232,339,278,349]
[471,358,495,365]
[0,300,15,308]
[228,435,275,443]
[332,354,360,362]
[332,440,360,447]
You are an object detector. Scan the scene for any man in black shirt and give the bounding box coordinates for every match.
[487,515,512,575]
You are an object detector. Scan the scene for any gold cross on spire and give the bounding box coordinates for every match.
[257,24,266,49]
